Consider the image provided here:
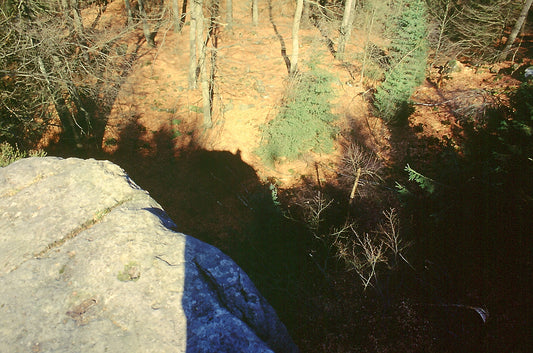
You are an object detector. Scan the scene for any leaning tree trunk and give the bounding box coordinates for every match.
[499,0,533,61]
[336,0,355,60]
[290,0,304,75]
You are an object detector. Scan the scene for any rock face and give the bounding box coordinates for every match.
[0,157,298,353]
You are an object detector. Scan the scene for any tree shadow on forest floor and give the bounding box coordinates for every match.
[267,0,291,74]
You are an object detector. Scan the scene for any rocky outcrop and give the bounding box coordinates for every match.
[0,157,298,353]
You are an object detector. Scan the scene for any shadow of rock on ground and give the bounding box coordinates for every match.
[385,112,533,353]
[45,117,318,345]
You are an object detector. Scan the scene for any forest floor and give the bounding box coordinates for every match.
[43,1,532,352]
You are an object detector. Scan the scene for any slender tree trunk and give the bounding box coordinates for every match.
[189,0,201,89]
[62,0,89,61]
[360,7,375,85]
[336,0,355,60]
[301,0,310,28]
[178,0,188,32]
[290,0,304,75]
[499,0,533,61]
[201,52,212,127]
[37,56,81,147]
[196,3,211,126]
[208,3,220,127]
[252,0,258,26]
[172,0,180,32]
[138,0,155,47]
[226,0,233,26]
[124,0,133,25]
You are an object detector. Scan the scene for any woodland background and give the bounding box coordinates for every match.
[1,0,532,352]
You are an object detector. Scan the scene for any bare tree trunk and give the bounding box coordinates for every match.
[252,0,258,26]
[196,3,211,126]
[172,0,180,32]
[178,0,188,32]
[499,0,533,61]
[37,56,82,147]
[124,0,133,25]
[189,0,201,89]
[301,0,310,28]
[200,53,212,127]
[226,0,233,26]
[290,0,304,75]
[336,0,355,60]
[138,0,155,47]
[360,7,375,85]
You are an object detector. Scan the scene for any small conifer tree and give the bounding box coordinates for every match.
[374,0,428,124]
[256,62,337,165]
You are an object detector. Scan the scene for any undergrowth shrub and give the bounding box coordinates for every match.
[256,62,338,165]
[0,142,46,167]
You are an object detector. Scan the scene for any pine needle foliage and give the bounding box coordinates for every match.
[374,0,429,124]
[256,63,338,165]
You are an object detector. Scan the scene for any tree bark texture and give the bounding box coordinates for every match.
[290,0,304,75]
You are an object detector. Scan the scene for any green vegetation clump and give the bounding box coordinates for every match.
[117,261,141,282]
[0,142,46,167]
[374,0,428,124]
[256,64,338,165]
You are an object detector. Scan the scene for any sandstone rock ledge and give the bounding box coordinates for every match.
[0,157,298,353]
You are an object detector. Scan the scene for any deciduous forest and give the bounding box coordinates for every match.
[1,0,532,352]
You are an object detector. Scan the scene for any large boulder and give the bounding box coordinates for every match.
[0,157,298,353]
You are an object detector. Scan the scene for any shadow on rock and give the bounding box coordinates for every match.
[45,116,317,349]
